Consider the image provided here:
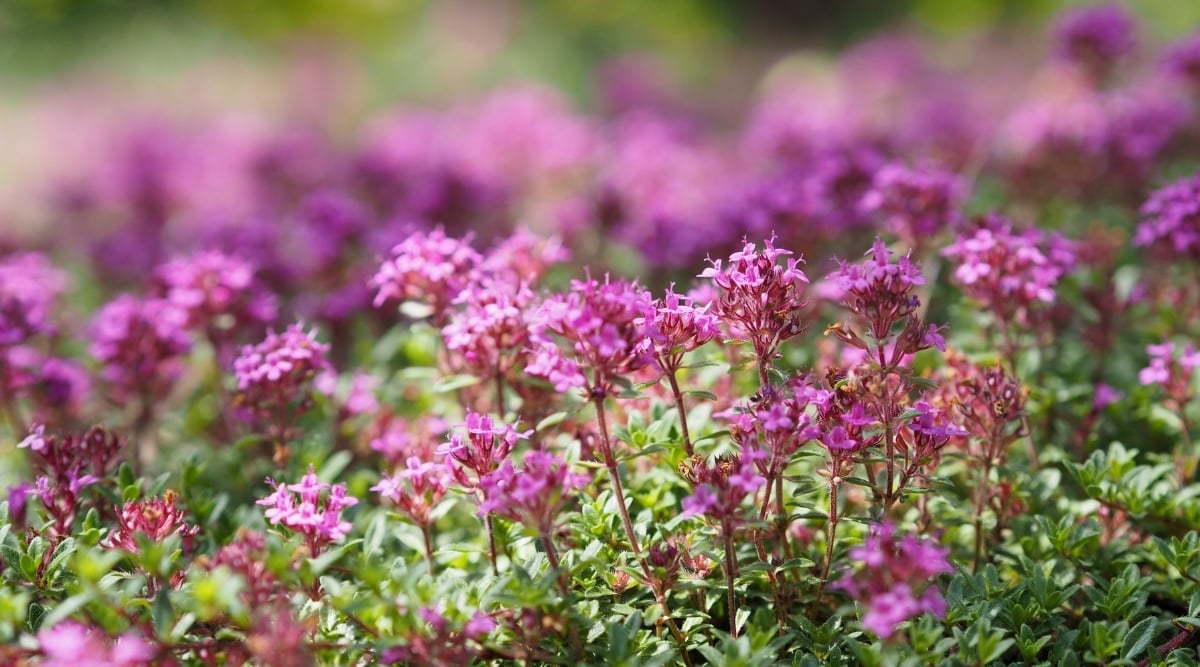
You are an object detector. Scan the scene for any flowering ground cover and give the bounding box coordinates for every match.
[6,3,1200,665]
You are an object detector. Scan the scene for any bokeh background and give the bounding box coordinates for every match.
[3,0,1198,197]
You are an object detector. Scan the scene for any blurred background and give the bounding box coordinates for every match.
[2,0,1199,268]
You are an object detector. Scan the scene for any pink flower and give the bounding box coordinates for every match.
[528,275,659,399]
[38,621,154,666]
[834,522,954,639]
[258,465,358,555]
[701,236,808,369]
[154,250,277,335]
[90,294,191,402]
[0,252,67,347]
[372,456,451,526]
[371,228,482,326]
[102,490,200,553]
[476,451,590,537]
[859,162,966,245]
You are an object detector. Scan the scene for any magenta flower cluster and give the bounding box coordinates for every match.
[153,250,277,338]
[0,252,66,347]
[371,457,451,527]
[102,490,200,554]
[476,451,590,538]
[859,163,966,246]
[233,323,331,437]
[37,621,154,667]
[89,295,191,402]
[371,227,483,324]
[258,464,359,555]
[942,214,1077,327]
[1052,2,1136,76]
[700,237,808,374]
[527,275,658,397]
[1135,172,1200,261]
[1139,341,1200,403]
[833,522,954,638]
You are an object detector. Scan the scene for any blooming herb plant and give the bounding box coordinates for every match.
[5,5,1200,666]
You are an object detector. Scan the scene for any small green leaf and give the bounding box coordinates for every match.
[1124,617,1158,661]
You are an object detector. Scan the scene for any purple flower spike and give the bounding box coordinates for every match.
[833,522,954,639]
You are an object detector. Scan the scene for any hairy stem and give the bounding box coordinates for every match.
[594,397,642,555]
[723,526,739,638]
[972,453,995,573]
[421,522,436,577]
[665,369,694,456]
[484,512,500,576]
[815,477,841,606]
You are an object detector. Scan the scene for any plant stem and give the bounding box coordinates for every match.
[484,512,500,576]
[972,456,994,574]
[884,422,896,507]
[723,525,739,638]
[494,369,507,417]
[421,522,436,576]
[665,369,693,456]
[657,596,695,667]
[593,397,641,555]
[815,477,841,606]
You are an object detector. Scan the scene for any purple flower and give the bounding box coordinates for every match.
[38,621,154,666]
[859,163,966,246]
[701,236,809,369]
[1094,383,1123,409]
[942,214,1076,328]
[1164,31,1200,88]
[463,611,498,640]
[372,456,451,526]
[528,275,659,399]
[678,454,765,527]
[0,252,67,347]
[154,250,277,336]
[233,323,331,436]
[680,484,719,519]
[1139,341,1197,405]
[90,295,191,402]
[371,228,482,326]
[830,237,940,362]
[476,451,590,537]
[442,279,537,378]
[1135,172,1200,262]
[1052,2,1136,77]
[822,425,859,452]
[258,464,359,555]
[20,425,124,538]
[834,522,954,639]
[102,490,200,553]
[440,411,529,488]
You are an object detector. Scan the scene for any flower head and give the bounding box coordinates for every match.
[371,228,482,325]
[257,465,358,555]
[700,236,809,368]
[0,252,67,347]
[1135,172,1200,262]
[38,621,155,667]
[1052,2,1135,79]
[154,250,277,336]
[476,451,590,537]
[103,489,200,553]
[942,214,1076,328]
[372,456,451,526]
[678,454,765,528]
[90,295,191,402]
[833,522,953,639]
[233,323,330,436]
[527,275,659,398]
[859,163,966,246]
